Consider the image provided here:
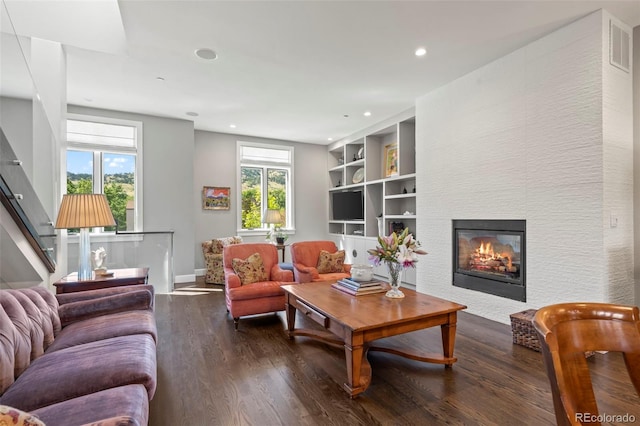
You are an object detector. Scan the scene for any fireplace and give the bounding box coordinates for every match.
[452,220,526,302]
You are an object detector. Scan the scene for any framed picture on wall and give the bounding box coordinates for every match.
[203,186,230,210]
[384,143,399,177]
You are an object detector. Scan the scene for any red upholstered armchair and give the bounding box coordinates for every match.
[223,243,294,329]
[290,240,352,283]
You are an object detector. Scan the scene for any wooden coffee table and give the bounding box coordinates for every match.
[282,282,467,398]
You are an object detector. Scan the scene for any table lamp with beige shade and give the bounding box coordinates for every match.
[264,208,284,243]
[55,194,116,280]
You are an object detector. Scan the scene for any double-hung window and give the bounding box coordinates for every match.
[237,142,294,234]
[65,115,143,233]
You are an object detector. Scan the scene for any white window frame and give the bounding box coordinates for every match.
[236,141,295,236]
[65,113,143,239]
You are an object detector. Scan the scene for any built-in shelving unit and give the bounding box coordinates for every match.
[327,115,416,286]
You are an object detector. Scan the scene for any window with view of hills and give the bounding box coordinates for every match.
[66,117,143,233]
[238,142,293,232]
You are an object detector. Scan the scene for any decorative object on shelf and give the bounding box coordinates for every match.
[352,229,364,235]
[403,210,414,216]
[55,194,116,280]
[357,147,364,160]
[377,215,384,236]
[336,180,341,187]
[390,221,405,235]
[92,246,108,274]
[403,187,408,194]
[338,157,344,165]
[367,228,427,298]
[413,185,416,193]
[202,186,230,210]
[353,154,357,162]
[384,143,399,177]
[352,167,365,184]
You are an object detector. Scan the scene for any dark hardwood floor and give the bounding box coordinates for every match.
[149,281,639,425]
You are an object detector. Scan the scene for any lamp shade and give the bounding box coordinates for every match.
[55,194,116,229]
[263,208,282,225]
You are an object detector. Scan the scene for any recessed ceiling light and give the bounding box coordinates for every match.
[156,76,165,81]
[229,124,236,129]
[328,137,333,141]
[415,47,427,57]
[83,97,93,102]
[186,111,199,117]
[364,111,372,117]
[343,114,349,118]
[194,48,218,61]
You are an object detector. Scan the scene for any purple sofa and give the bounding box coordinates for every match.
[0,285,157,426]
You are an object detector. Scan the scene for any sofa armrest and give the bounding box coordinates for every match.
[293,264,319,283]
[271,265,294,282]
[56,285,155,305]
[224,267,242,289]
[58,289,153,327]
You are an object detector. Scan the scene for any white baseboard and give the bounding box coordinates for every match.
[194,268,206,276]
[175,274,196,284]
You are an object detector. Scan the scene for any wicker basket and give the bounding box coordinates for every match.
[510,309,541,351]
[510,309,596,357]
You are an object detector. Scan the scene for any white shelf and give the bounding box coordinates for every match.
[328,115,416,240]
[385,193,416,200]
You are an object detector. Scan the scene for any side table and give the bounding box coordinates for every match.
[274,243,290,263]
[53,267,150,294]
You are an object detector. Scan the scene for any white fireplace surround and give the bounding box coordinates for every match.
[415,10,634,324]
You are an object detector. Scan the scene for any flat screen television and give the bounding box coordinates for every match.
[332,190,364,220]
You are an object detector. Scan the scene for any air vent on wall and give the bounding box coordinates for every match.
[609,20,630,73]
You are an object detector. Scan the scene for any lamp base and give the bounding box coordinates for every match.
[77,228,93,280]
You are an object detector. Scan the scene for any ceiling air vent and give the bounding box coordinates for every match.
[609,20,630,73]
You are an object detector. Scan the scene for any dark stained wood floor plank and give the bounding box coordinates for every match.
[149,282,640,425]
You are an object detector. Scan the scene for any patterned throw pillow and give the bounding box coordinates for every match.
[0,405,45,426]
[316,250,346,274]
[232,253,268,285]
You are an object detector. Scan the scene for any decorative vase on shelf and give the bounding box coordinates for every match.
[385,261,405,298]
[377,217,384,236]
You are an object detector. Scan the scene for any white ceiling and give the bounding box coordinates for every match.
[1,0,639,145]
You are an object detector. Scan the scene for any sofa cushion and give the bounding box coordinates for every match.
[46,310,157,353]
[0,293,32,380]
[32,385,148,426]
[317,250,346,274]
[0,334,156,412]
[0,404,45,426]
[232,253,268,285]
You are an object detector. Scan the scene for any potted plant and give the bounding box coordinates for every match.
[266,226,288,245]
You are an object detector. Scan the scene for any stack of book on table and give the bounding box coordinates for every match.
[331,278,387,296]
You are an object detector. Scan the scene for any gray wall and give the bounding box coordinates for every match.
[194,130,328,269]
[1,97,34,181]
[68,105,196,277]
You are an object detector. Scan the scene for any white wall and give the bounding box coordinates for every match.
[416,10,634,324]
[194,131,328,269]
[67,105,196,278]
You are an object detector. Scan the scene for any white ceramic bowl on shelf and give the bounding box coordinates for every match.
[350,264,373,282]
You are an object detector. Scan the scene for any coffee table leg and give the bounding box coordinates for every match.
[441,312,458,368]
[285,297,296,339]
[343,332,371,398]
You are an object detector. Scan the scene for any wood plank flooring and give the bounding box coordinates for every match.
[149,282,639,425]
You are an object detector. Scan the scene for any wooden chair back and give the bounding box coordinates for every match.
[533,303,640,425]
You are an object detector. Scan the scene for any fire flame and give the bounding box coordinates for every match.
[474,241,512,270]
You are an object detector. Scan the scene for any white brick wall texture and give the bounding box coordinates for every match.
[415,10,634,324]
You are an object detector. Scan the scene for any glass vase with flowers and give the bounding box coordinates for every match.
[367,228,427,298]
